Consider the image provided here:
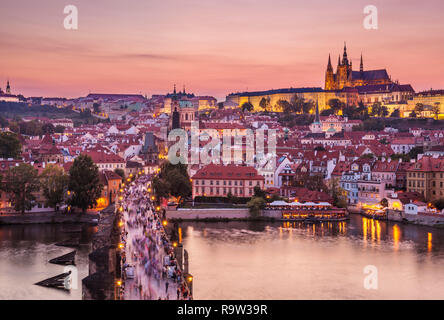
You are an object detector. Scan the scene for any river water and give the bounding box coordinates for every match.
[1,215,443,300]
[0,224,96,300]
[179,215,444,300]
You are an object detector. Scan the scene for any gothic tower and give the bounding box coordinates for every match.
[6,80,11,94]
[325,54,335,90]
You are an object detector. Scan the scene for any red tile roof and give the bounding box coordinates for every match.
[192,164,264,181]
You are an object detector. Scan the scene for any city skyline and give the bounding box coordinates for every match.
[1,0,444,99]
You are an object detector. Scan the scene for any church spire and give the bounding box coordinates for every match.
[342,42,349,65]
[360,53,364,72]
[315,99,320,123]
[6,80,10,94]
[327,54,333,71]
[338,55,341,67]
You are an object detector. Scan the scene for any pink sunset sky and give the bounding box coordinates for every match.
[0,0,443,100]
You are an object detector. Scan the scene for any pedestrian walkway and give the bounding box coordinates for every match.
[118,176,192,300]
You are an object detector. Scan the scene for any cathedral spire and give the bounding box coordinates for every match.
[360,53,364,72]
[338,55,341,67]
[327,54,333,71]
[342,42,349,65]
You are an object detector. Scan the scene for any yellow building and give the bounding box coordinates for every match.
[406,90,444,119]
[226,88,352,112]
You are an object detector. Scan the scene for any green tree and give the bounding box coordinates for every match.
[0,132,22,159]
[290,95,304,113]
[370,102,383,117]
[40,164,69,211]
[2,163,40,214]
[42,123,55,134]
[301,174,327,192]
[68,155,103,213]
[432,102,441,120]
[276,100,292,113]
[302,100,315,114]
[433,198,444,211]
[259,97,270,112]
[241,102,254,113]
[114,168,125,179]
[328,99,345,115]
[327,178,347,208]
[247,196,265,218]
[54,125,66,133]
[154,161,192,203]
[414,103,424,114]
[390,109,400,118]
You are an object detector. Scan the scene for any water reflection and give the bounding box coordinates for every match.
[180,215,444,299]
[0,224,96,300]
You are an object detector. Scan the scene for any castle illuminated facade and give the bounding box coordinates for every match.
[325,44,392,90]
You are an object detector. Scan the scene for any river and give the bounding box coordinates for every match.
[0,224,96,300]
[179,215,444,299]
[1,215,443,299]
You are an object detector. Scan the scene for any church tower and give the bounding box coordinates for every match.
[6,80,11,94]
[325,54,335,90]
[310,100,323,134]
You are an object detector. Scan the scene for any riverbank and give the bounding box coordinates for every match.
[347,206,444,229]
[0,211,100,225]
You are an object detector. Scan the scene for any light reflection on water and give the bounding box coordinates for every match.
[0,224,96,300]
[180,215,444,300]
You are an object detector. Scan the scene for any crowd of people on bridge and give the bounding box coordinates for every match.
[117,176,192,300]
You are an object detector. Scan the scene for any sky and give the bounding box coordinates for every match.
[1,0,444,100]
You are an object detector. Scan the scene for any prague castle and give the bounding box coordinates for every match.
[325,43,392,90]
[226,43,414,112]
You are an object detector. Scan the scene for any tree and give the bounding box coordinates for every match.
[302,100,315,114]
[2,163,40,214]
[68,155,103,213]
[114,168,125,179]
[432,102,441,120]
[390,109,400,118]
[0,116,8,128]
[381,106,389,117]
[253,185,266,198]
[40,164,69,211]
[247,196,265,218]
[152,176,170,200]
[217,102,224,110]
[301,174,327,192]
[153,161,192,203]
[409,110,417,118]
[0,132,22,159]
[93,103,101,114]
[320,108,335,116]
[433,198,444,211]
[241,102,254,113]
[327,178,347,208]
[290,95,304,113]
[276,100,292,113]
[259,97,270,112]
[54,125,66,133]
[370,102,383,117]
[42,123,55,134]
[380,198,388,208]
[414,103,424,114]
[328,99,345,115]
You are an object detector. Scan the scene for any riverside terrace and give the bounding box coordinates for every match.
[263,201,348,222]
